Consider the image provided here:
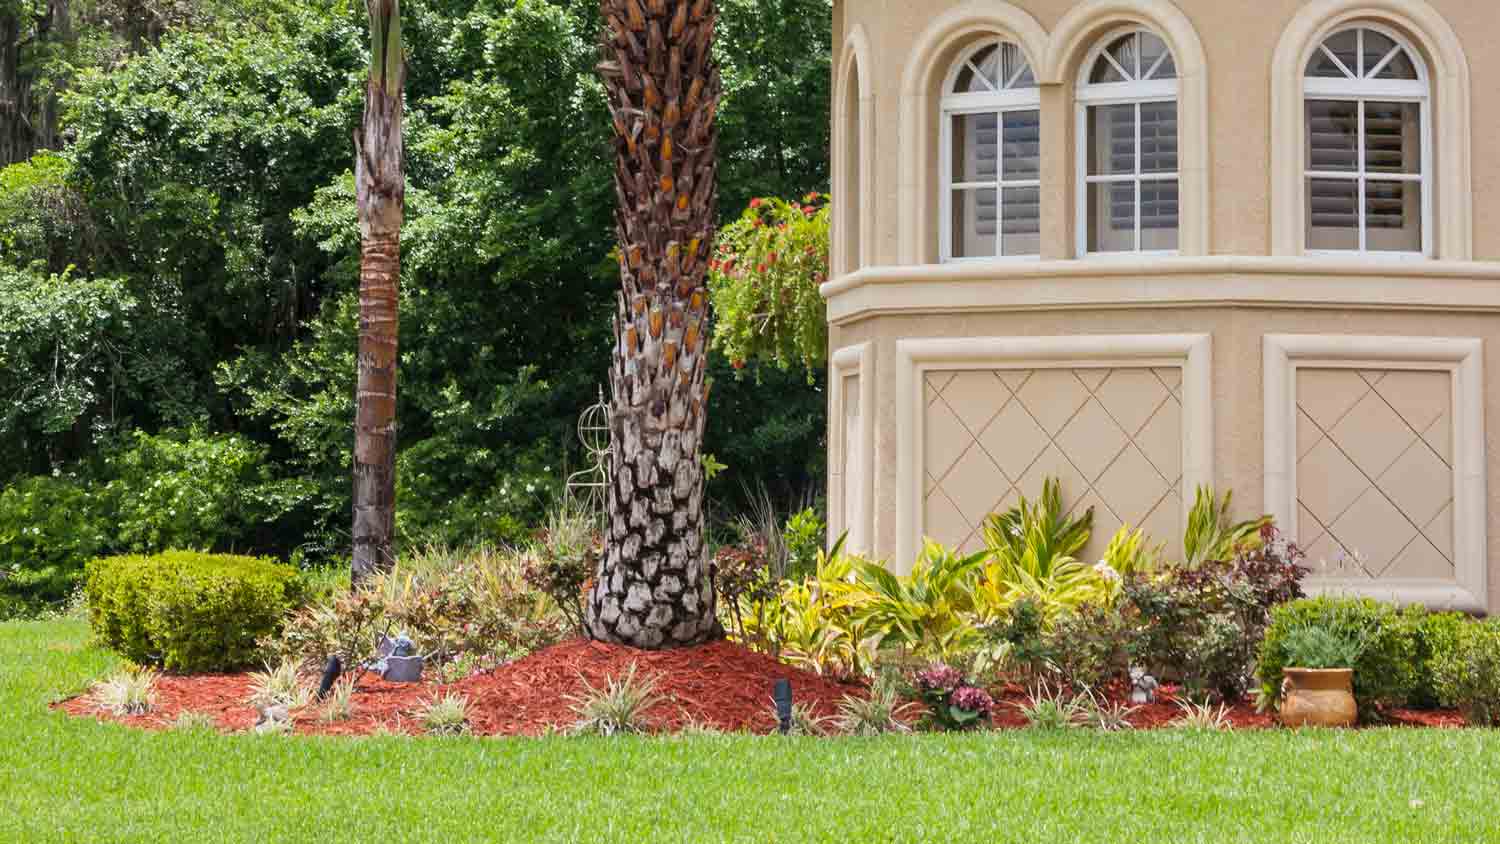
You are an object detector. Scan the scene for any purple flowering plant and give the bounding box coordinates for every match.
[909,662,994,730]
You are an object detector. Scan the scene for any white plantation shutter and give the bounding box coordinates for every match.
[942,41,1041,260]
[965,113,999,244]
[1078,29,1179,254]
[1303,27,1428,254]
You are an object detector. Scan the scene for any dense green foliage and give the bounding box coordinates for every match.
[0,429,309,616]
[1432,617,1500,726]
[1404,607,1470,708]
[84,550,303,671]
[5,620,1500,842]
[0,0,834,606]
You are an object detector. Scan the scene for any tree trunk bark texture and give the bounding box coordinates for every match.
[0,2,72,166]
[586,0,721,648]
[0,13,35,167]
[351,0,405,585]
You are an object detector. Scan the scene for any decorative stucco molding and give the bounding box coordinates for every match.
[1263,334,1487,612]
[829,342,876,554]
[820,256,1500,325]
[895,1,1049,265]
[833,24,876,278]
[894,333,1211,571]
[1269,0,1472,259]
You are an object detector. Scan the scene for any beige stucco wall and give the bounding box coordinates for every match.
[825,0,1500,612]
[832,292,1500,612]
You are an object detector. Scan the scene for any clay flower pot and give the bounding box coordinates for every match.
[1280,668,1357,728]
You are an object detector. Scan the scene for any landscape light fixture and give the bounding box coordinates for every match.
[773,679,793,734]
[315,655,343,701]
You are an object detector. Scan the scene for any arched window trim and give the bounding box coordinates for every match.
[1269,0,1470,260]
[1301,23,1432,258]
[938,39,1043,263]
[1074,25,1181,257]
[833,24,874,279]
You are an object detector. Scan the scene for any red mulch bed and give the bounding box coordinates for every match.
[56,640,1470,735]
[57,638,863,736]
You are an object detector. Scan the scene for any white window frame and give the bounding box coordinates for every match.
[938,40,1042,263]
[1075,26,1180,258]
[1302,24,1433,259]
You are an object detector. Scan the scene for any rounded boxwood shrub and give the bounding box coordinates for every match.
[1432,618,1500,725]
[1256,596,1416,719]
[1402,606,1471,708]
[85,550,303,672]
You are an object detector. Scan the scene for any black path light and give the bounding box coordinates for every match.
[315,655,343,701]
[773,678,793,734]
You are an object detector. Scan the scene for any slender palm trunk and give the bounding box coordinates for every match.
[351,0,405,585]
[586,0,721,648]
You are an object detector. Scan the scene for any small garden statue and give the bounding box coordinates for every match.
[1130,667,1159,705]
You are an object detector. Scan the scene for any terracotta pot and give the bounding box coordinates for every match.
[1279,668,1357,728]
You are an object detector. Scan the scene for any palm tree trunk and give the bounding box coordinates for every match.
[586,0,722,648]
[351,0,405,585]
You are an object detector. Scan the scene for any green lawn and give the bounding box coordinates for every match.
[4,620,1500,843]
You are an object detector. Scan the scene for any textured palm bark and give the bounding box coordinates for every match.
[351,0,405,585]
[586,0,721,648]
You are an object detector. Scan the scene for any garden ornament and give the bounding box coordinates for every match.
[1129,667,1159,705]
[373,634,424,683]
[254,703,291,733]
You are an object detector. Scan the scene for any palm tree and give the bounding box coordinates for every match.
[586,0,721,647]
[351,0,404,585]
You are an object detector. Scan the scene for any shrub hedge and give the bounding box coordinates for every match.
[1403,607,1471,709]
[1432,618,1500,726]
[1256,596,1416,719]
[85,550,303,672]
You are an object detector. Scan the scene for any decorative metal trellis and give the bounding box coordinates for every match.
[564,387,611,517]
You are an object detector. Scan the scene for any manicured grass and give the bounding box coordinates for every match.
[4,620,1500,843]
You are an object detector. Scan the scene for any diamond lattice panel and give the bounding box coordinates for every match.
[1296,369,1454,580]
[923,367,1183,561]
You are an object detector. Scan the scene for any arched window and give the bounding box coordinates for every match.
[940,40,1040,260]
[1076,28,1178,254]
[1303,25,1429,255]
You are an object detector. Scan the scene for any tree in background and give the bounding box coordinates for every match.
[586,0,721,648]
[0,1,833,606]
[351,0,405,583]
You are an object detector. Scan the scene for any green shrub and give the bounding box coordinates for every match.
[1256,596,1415,719]
[781,507,825,582]
[85,550,304,672]
[1403,607,1471,708]
[1043,604,1139,692]
[1120,528,1305,702]
[0,475,107,612]
[1431,618,1500,725]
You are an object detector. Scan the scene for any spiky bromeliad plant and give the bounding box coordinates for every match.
[352,0,405,584]
[586,0,722,647]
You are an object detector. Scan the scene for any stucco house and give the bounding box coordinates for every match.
[822,0,1500,613]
